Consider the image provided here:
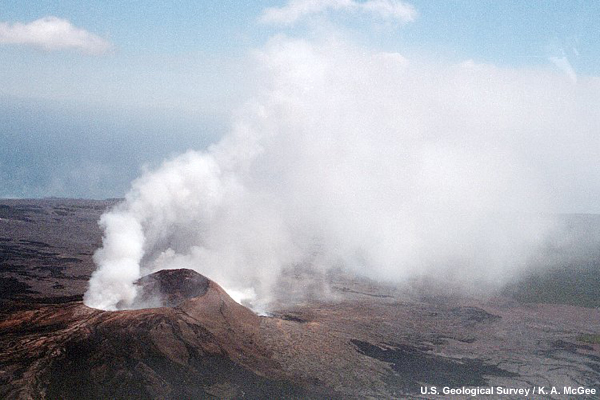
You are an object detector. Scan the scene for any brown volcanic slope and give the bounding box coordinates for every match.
[1,269,321,399]
[1,199,600,399]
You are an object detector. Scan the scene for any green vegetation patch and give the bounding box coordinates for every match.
[504,263,600,308]
[577,334,600,344]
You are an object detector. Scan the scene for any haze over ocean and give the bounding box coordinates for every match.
[1,1,599,214]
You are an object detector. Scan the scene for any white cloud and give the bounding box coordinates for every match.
[545,40,579,83]
[0,16,112,55]
[260,0,417,26]
[549,55,577,83]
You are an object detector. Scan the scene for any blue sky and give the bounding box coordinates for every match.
[1,1,599,200]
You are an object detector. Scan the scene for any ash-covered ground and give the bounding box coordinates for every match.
[1,199,599,399]
[0,198,117,303]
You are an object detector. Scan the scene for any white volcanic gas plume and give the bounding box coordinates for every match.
[84,34,600,311]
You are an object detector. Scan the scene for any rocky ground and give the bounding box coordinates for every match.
[0,198,116,302]
[0,199,599,399]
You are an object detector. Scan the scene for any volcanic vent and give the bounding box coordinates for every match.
[131,268,210,308]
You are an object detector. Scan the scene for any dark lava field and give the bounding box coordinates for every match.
[0,199,599,399]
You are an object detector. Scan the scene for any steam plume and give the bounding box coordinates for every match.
[85,34,599,311]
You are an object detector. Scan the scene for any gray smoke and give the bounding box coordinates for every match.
[84,33,600,311]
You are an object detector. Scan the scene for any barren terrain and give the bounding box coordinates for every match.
[1,199,599,399]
